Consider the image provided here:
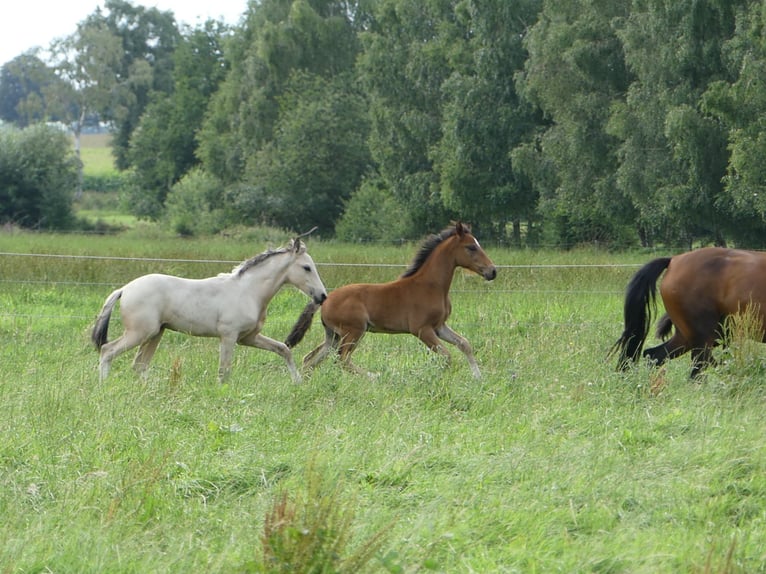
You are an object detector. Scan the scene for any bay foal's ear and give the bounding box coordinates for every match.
[455,221,470,236]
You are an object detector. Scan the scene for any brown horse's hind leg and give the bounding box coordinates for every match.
[303,325,340,372]
[337,329,375,376]
[643,334,689,367]
[435,324,481,378]
[690,346,716,379]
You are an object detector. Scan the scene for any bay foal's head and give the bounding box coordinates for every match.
[450,222,497,280]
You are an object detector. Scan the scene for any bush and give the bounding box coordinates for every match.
[335,178,413,243]
[164,168,226,236]
[0,124,78,229]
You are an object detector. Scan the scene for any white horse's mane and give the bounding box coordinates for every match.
[218,246,290,278]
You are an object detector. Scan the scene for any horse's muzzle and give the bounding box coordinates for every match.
[483,267,497,281]
[314,292,328,305]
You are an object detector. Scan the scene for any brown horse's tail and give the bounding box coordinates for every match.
[92,289,122,350]
[285,301,321,348]
[611,257,672,370]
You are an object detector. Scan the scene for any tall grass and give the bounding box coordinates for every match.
[1,232,765,572]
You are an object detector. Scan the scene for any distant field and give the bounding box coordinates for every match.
[79,133,117,177]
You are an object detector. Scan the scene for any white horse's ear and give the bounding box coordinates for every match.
[286,238,296,251]
[294,238,306,253]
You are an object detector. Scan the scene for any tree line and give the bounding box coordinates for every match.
[2,0,766,248]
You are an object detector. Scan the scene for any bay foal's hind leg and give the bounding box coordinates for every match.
[132,328,165,377]
[435,324,481,378]
[302,325,338,371]
[238,332,302,384]
[336,327,378,377]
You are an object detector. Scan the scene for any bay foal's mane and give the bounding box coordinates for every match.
[400,225,462,278]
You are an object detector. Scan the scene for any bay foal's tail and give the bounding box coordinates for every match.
[611,257,672,370]
[285,301,321,348]
[92,289,122,350]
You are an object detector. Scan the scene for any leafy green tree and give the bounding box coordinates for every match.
[81,0,180,170]
[519,0,633,246]
[702,2,766,245]
[0,53,62,126]
[198,0,363,185]
[126,20,229,219]
[48,20,124,197]
[0,124,78,228]
[238,71,371,232]
[357,0,457,234]
[433,0,542,242]
[611,0,743,246]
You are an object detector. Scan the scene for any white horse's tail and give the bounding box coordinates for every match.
[92,289,122,350]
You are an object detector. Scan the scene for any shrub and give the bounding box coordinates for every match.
[335,178,413,243]
[0,124,78,229]
[164,168,226,236]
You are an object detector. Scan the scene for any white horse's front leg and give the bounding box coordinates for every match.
[240,332,302,384]
[218,336,237,382]
[435,324,481,379]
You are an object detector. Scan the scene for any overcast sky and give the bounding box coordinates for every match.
[0,0,248,66]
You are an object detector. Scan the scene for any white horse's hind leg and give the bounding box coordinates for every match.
[132,329,164,376]
[99,330,148,381]
[435,324,481,379]
[239,332,302,383]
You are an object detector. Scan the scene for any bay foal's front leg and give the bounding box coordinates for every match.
[435,324,481,378]
[239,331,302,384]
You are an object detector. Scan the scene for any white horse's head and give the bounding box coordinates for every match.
[285,238,327,305]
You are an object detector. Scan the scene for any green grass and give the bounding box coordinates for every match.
[1,232,765,572]
[79,133,117,178]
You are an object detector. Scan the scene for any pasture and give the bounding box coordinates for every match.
[1,231,765,572]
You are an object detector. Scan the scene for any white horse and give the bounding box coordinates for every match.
[92,238,327,384]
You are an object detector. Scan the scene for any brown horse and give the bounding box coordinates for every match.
[285,222,497,378]
[612,247,766,378]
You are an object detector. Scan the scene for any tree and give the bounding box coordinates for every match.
[702,2,766,246]
[0,124,78,229]
[612,0,744,246]
[126,20,229,219]
[198,0,364,186]
[81,0,180,170]
[238,71,371,232]
[48,21,124,198]
[433,0,543,242]
[357,0,457,234]
[0,53,61,127]
[519,0,634,246]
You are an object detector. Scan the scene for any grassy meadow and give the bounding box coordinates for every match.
[1,229,766,573]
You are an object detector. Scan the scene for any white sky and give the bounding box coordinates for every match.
[0,0,248,66]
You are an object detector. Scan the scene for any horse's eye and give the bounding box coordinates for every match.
[303,265,311,272]
[466,245,478,252]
